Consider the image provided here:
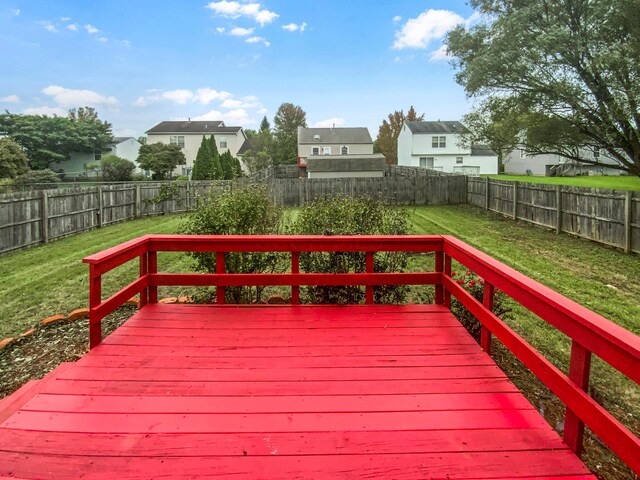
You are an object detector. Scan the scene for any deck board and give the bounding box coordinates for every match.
[0,304,595,479]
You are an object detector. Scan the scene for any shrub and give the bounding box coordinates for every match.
[13,169,60,187]
[289,195,411,304]
[180,185,283,303]
[101,155,135,181]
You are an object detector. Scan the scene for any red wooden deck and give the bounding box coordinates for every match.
[0,303,595,479]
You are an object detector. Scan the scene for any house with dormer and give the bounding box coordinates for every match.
[297,127,387,178]
[397,121,498,175]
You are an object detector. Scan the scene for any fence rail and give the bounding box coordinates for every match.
[467,177,640,254]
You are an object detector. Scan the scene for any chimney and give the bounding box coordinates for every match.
[188,117,191,122]
[332,123,335,129]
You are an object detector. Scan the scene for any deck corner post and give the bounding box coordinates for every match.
[88,264,102,349]
[291,252,300,305]
[365,252,375,304]
[434,251,444,305]
[443,254,452,309]
[148,250,158,304]
[564,340,592,456]
[139,252,149,308]
[216,251,226,304]
[480,283,495,355]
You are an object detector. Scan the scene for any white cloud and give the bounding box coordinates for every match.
[393,9,463,49]
[220,97,261,109]
[194,87,232,104]
[42,85,118,108]
[216,27,226,33]
[12,9,20,16]
[206,1,278,26]
[84,24,99,34]
[67,23,78,31]
[230,27,254,36]
[393,15,402,22]
[282,22,307,32]
[37,21,57,33]
[192,108,253,125]
[133,96,146,107]
[429,44,451,61]
[161,89,194,104]
[60,16,71,22]
[0,95,20,103]
[120,39,131,47]
[257,107,268,115]
[246,36,269,46]
[312,117,346,128]
[98,36,108,42]
[22,106,67,116]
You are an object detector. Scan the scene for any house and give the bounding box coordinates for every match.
[397,121,498,175]
[297,127,387,178]
[49,137,142,179]
[146,121,250,177]
[503,146,623,176]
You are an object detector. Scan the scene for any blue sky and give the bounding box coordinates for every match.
[0,0,479,138]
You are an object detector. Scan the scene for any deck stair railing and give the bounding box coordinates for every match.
[84,234,640,475]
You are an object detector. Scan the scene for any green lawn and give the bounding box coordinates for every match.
[486,173,640,191]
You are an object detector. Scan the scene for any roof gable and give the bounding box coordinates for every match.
[405,121,469,135]
[146,120,242,134]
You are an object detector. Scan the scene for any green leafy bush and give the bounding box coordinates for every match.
[289,195,410,304]
[180,185,283,303]
[13,169,60,187]
[101,154,135,181]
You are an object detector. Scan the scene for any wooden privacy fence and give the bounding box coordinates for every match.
[467,177,640,254]
[0,181,231,254]
[268,175,467,207]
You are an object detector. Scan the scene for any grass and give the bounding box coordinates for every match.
[485,173,640,191]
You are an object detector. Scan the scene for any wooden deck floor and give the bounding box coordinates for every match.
[0,304,594,479]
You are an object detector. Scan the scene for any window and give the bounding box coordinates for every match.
[432,136,446,148]
[426,157,435,169]
[170,135,185,148]
[323,146,331,155]
[593,147,600,158]
[341,146,349,155]
[419,157,427,167]
[520,149,527,159]
[219,137,227,149]
[456,157,463,164]
[312,147,320,155]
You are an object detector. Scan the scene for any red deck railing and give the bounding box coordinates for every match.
[83,234,640,474]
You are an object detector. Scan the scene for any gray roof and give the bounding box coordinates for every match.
[236,138,252,155]
[471,145,498,157]
[298,127,373,145]
[146,121,241,134]
[306,154,387,172]
[405,121,469,134]
[113,136,136,144]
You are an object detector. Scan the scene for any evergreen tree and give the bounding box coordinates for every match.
[208,135,223,179]
[220,151,236,180]
[192,136,211,180]
[234,157,243,177]
[259,116,271,134]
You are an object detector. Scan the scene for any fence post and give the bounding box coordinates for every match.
[624,191,632,253]
[481,283,494,355]
[556,185,563,234]
[135,184,141,218]
[564,341,592,456]
[512,182,518,220]
[41,190,49,244]
[185,182,191,212]
[485,177,490,210]
[97,186,104,228]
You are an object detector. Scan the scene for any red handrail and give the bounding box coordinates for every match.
[83,234,640,473]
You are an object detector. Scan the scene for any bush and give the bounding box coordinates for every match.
[13,169,60,187]
[289,195,411,304]
[180,185,283,303]
[101,155,135,181]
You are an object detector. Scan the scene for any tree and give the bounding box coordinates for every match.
[273,103,307,165]
[101,154,135,181]
[219,150,235,180]
[0,109,113,169]
[447,0,640,176]
[192,136,213,180]
[13,169,60,187]
[375,106,424,165]
[208,135,223,179]
[137,136,148,145]
[137,143,186,179]
[260,115,271,134]
[0,137,29,179]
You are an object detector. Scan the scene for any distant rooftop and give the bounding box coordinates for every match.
[113,136,137,144]
[405,121,469,134]
[471,145,498,157]
[306,154,387,172]
[299,127,373,145]
[146,121,242,134]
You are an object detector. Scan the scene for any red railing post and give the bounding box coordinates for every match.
[291,252,300,304]
[139,253,148,308]
[365,252,374,304]
[148,251,157,303]
[435,251,444,304]
[481,282,494,355]
[444,254,452,309]
[89,264,102,349]
[564,340,592,456]
[216,252,225,304]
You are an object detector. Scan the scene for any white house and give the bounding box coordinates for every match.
[146,121,250,177]
[397,121,498,175]
[297,127,387,178]
[503,146,623,176]
[49,137,142,179]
